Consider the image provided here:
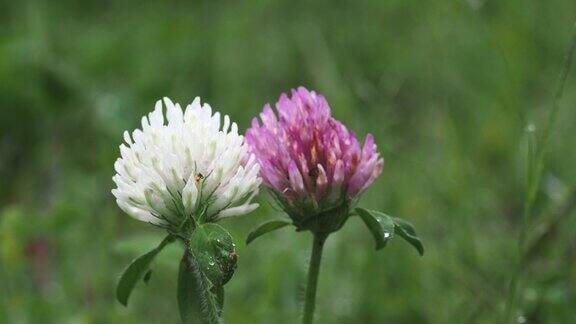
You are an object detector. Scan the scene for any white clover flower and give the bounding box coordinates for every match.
[112,97,261,230]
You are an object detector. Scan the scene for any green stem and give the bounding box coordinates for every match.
[302,232,328,324]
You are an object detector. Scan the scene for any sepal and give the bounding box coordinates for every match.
[267,189,350,234]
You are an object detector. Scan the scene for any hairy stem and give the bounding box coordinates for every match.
[302,232,328,324]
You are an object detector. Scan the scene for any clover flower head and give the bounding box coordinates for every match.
[112,97,261,231]
[246,87,383,232]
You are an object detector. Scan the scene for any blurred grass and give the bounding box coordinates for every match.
[1,0,576,323]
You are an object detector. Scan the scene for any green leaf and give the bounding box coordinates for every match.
[178,249,206,323]
[211,285,224,316]
[355,208,395,250]
[392,217,424,256]
[143,269,152,284]
[246,220,291,245]
[190,223,237,287]
[178,224,234,323]
[355,208,424,256]
[116,235,174,306]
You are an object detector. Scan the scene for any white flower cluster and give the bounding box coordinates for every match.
[112,97,261,228]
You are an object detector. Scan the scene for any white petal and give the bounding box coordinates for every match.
[182,177,199,214]
[117,199,165,225]
[216,203,259,219]
[164,97,184,124]
[149,100,164,127]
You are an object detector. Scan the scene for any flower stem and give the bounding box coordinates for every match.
[303,232,328,324]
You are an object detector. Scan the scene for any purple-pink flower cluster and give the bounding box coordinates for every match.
[246,87,384,212]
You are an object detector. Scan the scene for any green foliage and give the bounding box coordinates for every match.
[211,285,225,316]
[176,224,236,323]
[116,235,175,306]
[143,270,153,284]
[178,249,215,324]
[356,208,424,255]
[392,216,425,256]
[246,220,291,245]
[190,224,237,287]
[356,208,395,250]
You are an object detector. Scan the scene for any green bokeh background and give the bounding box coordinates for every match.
[1,0,576,323]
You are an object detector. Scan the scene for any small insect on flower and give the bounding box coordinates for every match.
[246,87,383,233]
[112,97,262,233]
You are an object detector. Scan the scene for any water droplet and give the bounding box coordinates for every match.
[517,315,526,324]
[384,232,391,238]
[208,261,215,266]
